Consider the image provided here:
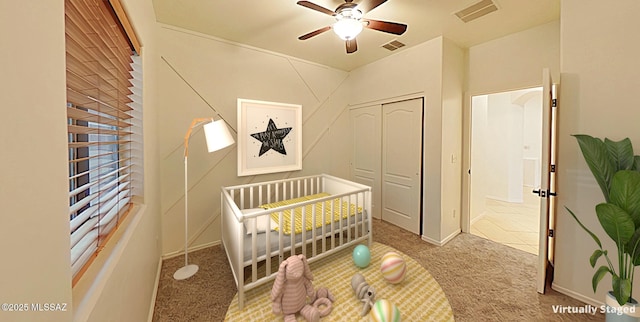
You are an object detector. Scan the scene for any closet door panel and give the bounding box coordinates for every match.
[350,105,382,219]
[382,98,423,234]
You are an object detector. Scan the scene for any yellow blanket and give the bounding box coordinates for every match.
[260,193,363,235]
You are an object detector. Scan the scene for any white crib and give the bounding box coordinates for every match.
[221,174,372,309]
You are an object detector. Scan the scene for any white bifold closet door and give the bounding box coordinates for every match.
[350,98,423,234]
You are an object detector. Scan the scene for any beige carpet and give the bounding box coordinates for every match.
[153,220,604,321]
[224,242,454,321]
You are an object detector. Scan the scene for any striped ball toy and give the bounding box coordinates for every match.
[380,252,406,284]
[369,299,401,322]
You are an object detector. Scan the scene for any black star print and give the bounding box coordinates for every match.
[250,118,292,156]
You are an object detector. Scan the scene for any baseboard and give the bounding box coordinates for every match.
[147,257,163,322]
[486,195,523,204]
[421,230,461,246]
[421,235,441,246]
[441,229,461,245]
[161,240,221,260]
[470,211,487,225]
[551,282,603,307]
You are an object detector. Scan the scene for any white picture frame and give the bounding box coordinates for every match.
[237,98,302,176]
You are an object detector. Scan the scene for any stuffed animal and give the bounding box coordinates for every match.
[271,254,320,322]
[311,287,335,317]
[351,273,376,316]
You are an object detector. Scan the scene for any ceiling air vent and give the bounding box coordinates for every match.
[382,40,406,51]
[454,0,498,23]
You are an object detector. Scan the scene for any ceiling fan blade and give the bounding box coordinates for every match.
[363,19,407,35]
[346,38,358,54]
[296,1,336,16]
[357,0,387,13]
[298,26,332,40]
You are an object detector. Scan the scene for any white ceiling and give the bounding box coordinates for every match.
[152,0,560,71]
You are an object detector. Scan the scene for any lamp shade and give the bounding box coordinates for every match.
[203,119,235,152]
[333,18,363,40]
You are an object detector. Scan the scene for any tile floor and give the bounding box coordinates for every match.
[471,189,540,255]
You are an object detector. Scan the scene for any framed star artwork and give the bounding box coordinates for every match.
[237,98,302,176]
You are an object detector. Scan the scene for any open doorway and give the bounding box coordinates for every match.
[469,87,542,255]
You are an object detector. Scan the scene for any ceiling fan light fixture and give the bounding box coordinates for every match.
[337,7,363,20]
[296,0,408,53]
[333,17,363,40]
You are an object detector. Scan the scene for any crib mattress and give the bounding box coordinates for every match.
[241,212,367,263]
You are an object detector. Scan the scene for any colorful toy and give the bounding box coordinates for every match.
[351,273,376,316]
[380,251,407,284]
[369,299,401,322]
[352,244,371,268]
[271,254,320,322]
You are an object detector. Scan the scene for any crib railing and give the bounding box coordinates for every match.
[221,174,372,309]
[226,174,324,210]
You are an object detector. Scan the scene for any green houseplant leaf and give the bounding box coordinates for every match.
[605,138,635,171]
[634,156,640,171]
[566,206,602,249]
[590,249,606,268]
[609,170,640,227]
[593,265,613,292]
[574,134,617,201]
[627,228,640,266]
[596,203,635,245]
[613,275,632,306]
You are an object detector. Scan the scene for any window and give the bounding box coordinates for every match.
[65,0,142,284]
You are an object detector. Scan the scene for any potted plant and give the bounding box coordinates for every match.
[566,134,640,320]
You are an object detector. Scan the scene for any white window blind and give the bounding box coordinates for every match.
[65,0,142,282]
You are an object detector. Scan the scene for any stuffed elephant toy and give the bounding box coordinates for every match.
[271,254,320,322]
[351,273,376,316]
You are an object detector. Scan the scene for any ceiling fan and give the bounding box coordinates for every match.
[297,0,407,54]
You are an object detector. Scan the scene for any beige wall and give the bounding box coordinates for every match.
[0,1,73,321]
[349,37,465,244]
[1,1,163,322]
[441,38,465,241]
[553,0,640,305]
[155,25,352,255]
[467,20,560,95]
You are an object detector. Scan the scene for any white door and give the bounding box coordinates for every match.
[350,106,382,219]
[381,98,423,234]
[536,68,557,294]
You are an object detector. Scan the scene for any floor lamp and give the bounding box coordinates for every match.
[174,118,235,280]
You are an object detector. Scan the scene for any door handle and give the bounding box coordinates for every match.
[532,189,546,197]
[533,189,557,198]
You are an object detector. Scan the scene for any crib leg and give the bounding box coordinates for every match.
[238,290,245,310]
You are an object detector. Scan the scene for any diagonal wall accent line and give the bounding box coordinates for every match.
[184,210,215,250]
[163,126,208,161]
[160,56,238,158]
[163,146,235,216]
[301,104,348,159]
[287,58,320,103]
[301,74,350,126]
[166,149,255,252]
[184,217,213,250]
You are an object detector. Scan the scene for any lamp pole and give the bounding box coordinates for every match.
[174,118,211,280]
